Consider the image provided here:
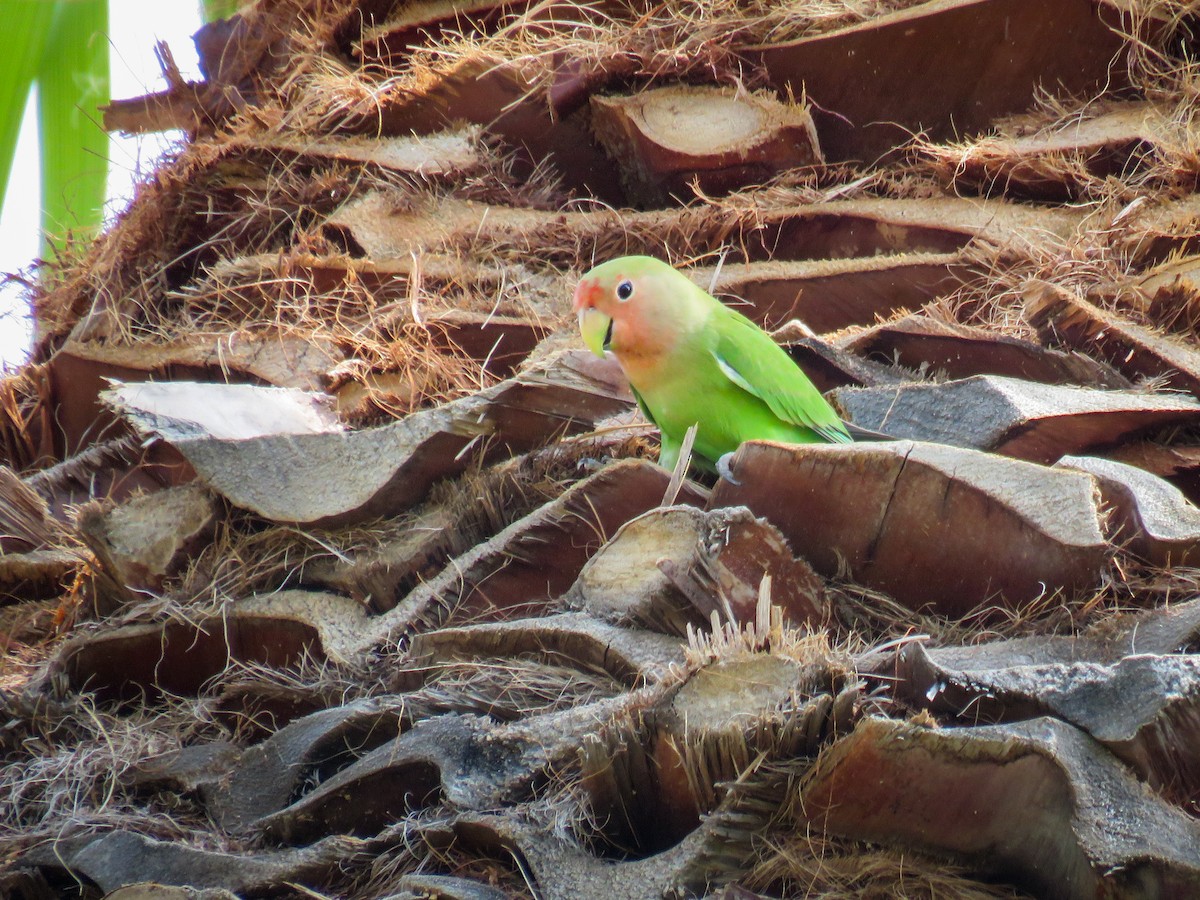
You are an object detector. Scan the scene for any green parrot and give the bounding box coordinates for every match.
[573,255,857,472]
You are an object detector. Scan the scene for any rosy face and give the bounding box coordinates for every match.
[573,269,634,358]
[572,257,679,368]
[572,270,634,315]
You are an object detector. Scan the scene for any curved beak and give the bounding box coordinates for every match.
[578,307,612,359]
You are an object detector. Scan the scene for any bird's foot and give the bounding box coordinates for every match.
[576,456,606,473]
[716,452,741,485]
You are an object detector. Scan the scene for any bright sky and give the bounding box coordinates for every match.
[0,2,203,368]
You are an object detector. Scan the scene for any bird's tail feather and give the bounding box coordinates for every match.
[844,421,896,441]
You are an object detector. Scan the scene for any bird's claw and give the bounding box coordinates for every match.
[577,456,606,473]
[716,452,741,485]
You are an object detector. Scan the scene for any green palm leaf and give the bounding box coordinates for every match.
[0,2,57,220]
[37,0,109,258]
[201,0,240,21]
[1,0,109,260]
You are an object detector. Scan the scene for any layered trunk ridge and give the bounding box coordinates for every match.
[5,1,1200,898]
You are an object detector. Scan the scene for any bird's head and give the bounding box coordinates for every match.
[572,256,682,360]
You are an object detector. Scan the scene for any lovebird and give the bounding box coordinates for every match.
[573,255,855,472]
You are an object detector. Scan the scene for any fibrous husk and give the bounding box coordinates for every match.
[102,380,343,441]
[0,467,63,554]
[0,548,80,605]
[356,458,705,651]
[0,468,85,603]
[1103,440,1200,502]
[578,605,856,856]
[919,101,1176,201]
[253,685,670,845]
[647,653,858,843]
[356,0,529,65]
[590,85,823,206]
[753,0,1132,163]
[54,589,369,703]
[777,331,911,393]
[1025,279,1200,399]
[55,332,339,398]
[706,254,965,333]
[1134,253,1200,339]
[894,641,1200,812]
[24,830,361,896]
[104,885,240,900]
[323,191,1080,271]
[1058,454,1200,566]
[222,126,487,178]
[202,695,409,833]
[568,504,827,635]
[98,351,631,526]
[76,483,220,606]
[843,314,1132,388]
[372,54,627,200]
[793,716,1200,898]
[407,612,687,687]
[1115,193,1200,265]
[834,374,1200,463]
[711,439,1110,616]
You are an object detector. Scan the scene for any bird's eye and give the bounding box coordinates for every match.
[616,279,634,301]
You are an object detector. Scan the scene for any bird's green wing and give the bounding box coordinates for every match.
[631,382,687,470]
[710,308,852,444]
[629,382,657,429]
